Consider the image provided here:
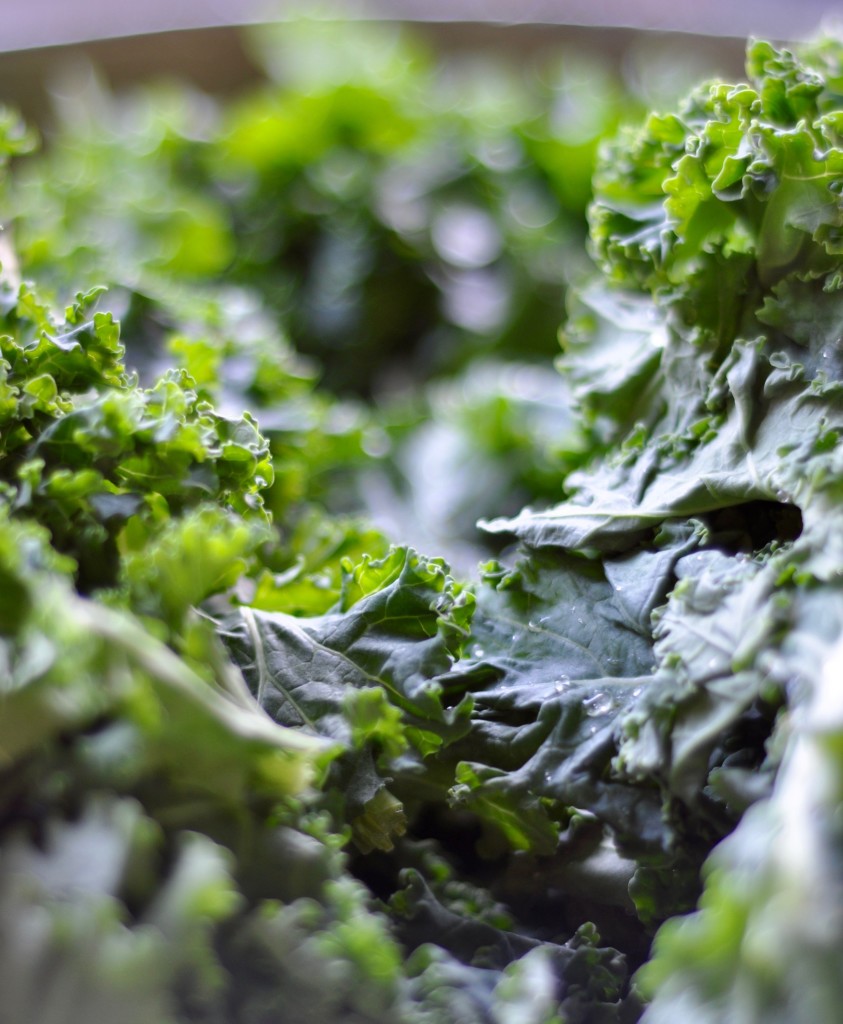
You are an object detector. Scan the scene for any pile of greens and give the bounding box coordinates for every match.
[3,21,843,1024]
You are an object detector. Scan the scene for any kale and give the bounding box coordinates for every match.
[3,25,843,1024]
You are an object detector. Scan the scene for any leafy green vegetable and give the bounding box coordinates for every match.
[473,33,843,1022]
[5,20,843,1024]
[220,547,475,850]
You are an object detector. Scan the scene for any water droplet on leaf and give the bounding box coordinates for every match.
[584,692,614,717]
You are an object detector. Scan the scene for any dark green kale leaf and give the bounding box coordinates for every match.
[219,547,475,851]
[430,41,843,988]
[472,35,843,1021]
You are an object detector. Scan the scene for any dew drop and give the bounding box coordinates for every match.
[584,692,614,717]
